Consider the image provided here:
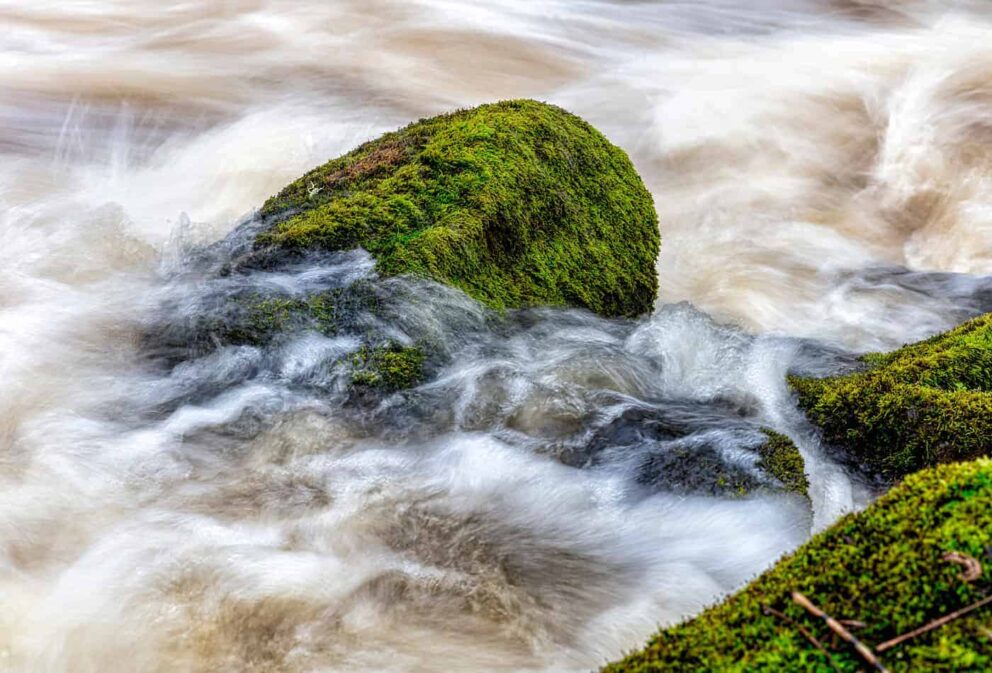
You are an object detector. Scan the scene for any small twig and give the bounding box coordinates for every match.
[840,619,868,629]
[762,604,840,671]
[943,551,983,583]
[792,592,888,672]
[876,593,992,653]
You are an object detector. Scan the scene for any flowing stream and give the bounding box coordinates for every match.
[3,2,992,671]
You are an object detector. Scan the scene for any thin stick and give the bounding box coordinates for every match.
[840,620,868,629]
[876,594,992,653]
[762,604,840,671]
[792,592,888,672]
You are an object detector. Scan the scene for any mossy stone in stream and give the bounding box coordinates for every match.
[595,406,809,498]
[221,293,342,345]
[756,429,809,497]
[790,312,992,482]
[217,289,426,394]
[253,99,660,318]
[349,343,426,392]
[202,279,385,349]
[635,429,808,498]
[603,458,992,672]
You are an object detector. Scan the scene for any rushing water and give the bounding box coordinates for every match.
[3,1,992,671]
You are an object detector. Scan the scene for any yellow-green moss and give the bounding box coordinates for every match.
[790,313,992,481]
[245,294,336,341]
[214,292,345,346]
[757,430,810,497]
[255,99,660,318]
[349,344,426,391]
[604,458,992,672]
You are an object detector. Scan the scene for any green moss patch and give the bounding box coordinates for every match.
[604,458,992,672]
[254,99,660,318]
[219,293,340,345]
[207,279,388,348]
[757,430,810,497]
[349,344,426,392]
[790,313,992,481]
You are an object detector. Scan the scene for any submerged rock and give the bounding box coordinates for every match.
[790,312,992,481]
[583,406,809,498]
[246,99,660,318]
[603,458,992,672]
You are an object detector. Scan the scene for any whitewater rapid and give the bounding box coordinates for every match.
[2,1,992,671]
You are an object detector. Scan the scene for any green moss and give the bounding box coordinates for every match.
[254,99,660,318]
[757,430,810,497]
[349,344,426,391]
[604,458,992,672]
[216,292,343,346]
[790,313,992,481]
[208,278,389,350]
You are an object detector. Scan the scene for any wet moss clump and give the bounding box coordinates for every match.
[199,279,386,350]
[756,429,810,497]
[790,313,992,481]
[603,458,992,672]
[253,99,660,318]
[349,344,426,392]
[220,293,341,346]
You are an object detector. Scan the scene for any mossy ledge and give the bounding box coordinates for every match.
[604,458,992,672]
[252,99,660,318]
[790,312,992,481]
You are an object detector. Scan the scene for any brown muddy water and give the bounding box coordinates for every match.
[2,1,992,671]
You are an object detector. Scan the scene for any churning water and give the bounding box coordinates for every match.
[3,1,992,671]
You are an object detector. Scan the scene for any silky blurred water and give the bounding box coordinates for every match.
[2,1,992,671]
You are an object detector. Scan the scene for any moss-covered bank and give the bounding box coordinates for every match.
[604,458,992,672]
[252,99,660,318]
[791,313,992,481]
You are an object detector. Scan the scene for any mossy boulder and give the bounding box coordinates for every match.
[790,313,992,481]
[250,99,660,318]
[604,458,992,672]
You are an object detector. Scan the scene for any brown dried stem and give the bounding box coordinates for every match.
[762,604,839,671]
[876,593,992,653]
[792,592,888,672]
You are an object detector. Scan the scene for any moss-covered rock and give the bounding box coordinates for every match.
[635,428,808,499]
[186,279,385,353]
[790,313,992,481]
[756,429,810,497]
[349,343,426,392]
[587,406,809,499]
[603,458,992,672]
[220,292,341,346]
[251,99,660,318]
